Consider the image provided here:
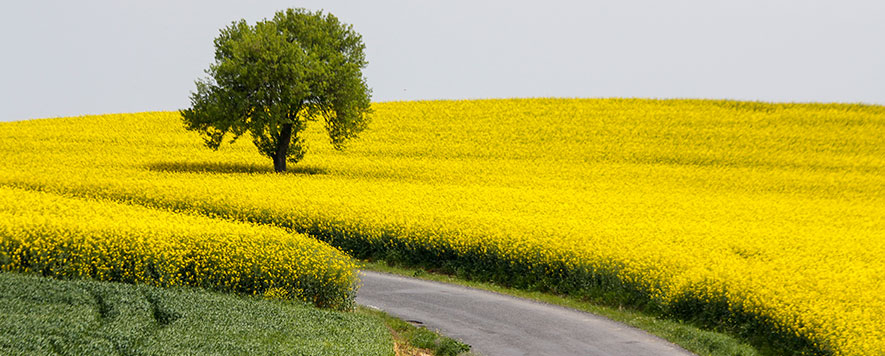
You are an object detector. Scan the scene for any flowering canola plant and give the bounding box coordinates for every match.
[0,98,882,354]
[0,186,357,310]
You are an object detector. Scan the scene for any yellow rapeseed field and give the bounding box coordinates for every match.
[0,98,882,354]
[0,186,357,309]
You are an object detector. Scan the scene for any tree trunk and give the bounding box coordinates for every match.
[273,123,294,172]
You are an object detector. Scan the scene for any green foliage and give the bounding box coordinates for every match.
[181,8,371,171]
[0,271,393,356]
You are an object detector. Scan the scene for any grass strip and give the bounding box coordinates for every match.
[362,260,764,356]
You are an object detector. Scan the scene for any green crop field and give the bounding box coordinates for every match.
[0,271,391,355]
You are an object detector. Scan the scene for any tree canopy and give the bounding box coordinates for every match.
[181,8,371,172]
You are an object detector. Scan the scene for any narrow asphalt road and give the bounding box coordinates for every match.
[356,271,694,356]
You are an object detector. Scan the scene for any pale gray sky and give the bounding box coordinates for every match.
[1,0,883,121]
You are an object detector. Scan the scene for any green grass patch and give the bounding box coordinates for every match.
[357,307,473,356]
[0,271,392,356]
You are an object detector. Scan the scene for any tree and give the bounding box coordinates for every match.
[181,8,371,172]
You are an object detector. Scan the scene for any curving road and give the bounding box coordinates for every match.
[356,271,694,356]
